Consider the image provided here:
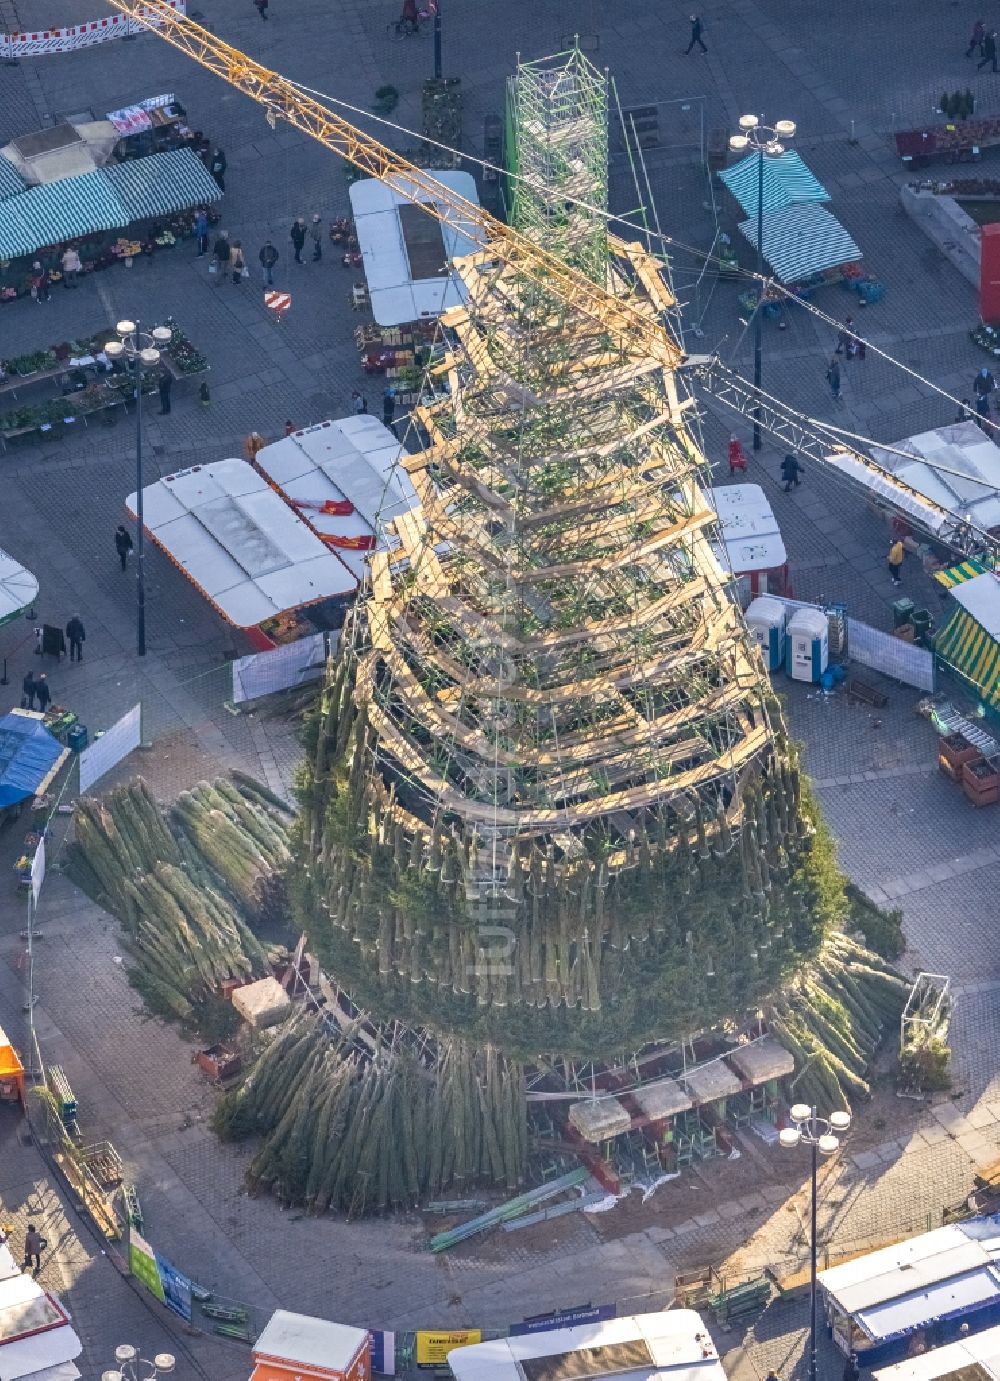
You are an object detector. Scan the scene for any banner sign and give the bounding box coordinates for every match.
[128,1230,165,1304]
[232,631,329,704]
[79,704,141,793]
[0,0,185,57]
[155,1250,193,1321]
[847,617,935,692]
[511,1304,616,1336]
[370,1331,396,1375]
[415,1331,481,1366]
[30,835,45,905]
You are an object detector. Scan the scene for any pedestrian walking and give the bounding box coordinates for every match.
[230,240,246,285]
[22,1225,43,1276]
[158,368,172,415]
[20,671,36,710]
[888,537,905,585]
[974,365,995,400]
[65,615,86,662]
[284,419,297,436]
[780,453,803,492]
[210,147,227,191]
[115,524,133,571]
[254,0,269,17]
[727,435,748,475]
[212,230,231,281]
[685,13,707,52]
[976,392,992,422]
[382,384,396,428]
[967,18,986,56]
[310,213,323,262]
[291,217,307,264]
[34,675,51,713]
[352,390,367,415]
[30,262,49,303]
[835,316,855,356]
[244,431,265,461]
[827,355,842,400]
[60,246,81,288]
[193,207,209,257]
[979,31,998,71]
[259,239,279,285]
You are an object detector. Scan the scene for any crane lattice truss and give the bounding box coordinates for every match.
[507,46,610,283]
[362,239,773,868]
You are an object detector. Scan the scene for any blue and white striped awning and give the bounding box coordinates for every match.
[738,203,861,284]
[103,148,221,221]
[0,169,125,257]
[719,150,829,217]
[0,155,26,204]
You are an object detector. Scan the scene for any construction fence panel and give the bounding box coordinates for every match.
[231,632,330,704]
[847,618,935,692]
[78,703,142,794]
[0,0,185,57]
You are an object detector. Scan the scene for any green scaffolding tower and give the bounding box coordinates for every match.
[506,45,610,283]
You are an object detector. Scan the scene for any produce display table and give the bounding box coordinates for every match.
[894,116,1000,165]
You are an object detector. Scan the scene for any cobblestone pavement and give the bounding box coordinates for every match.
[0,0,999,1371]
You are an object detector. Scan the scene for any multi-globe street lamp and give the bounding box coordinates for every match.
[105,320,172,657]
[101,1343,175,1381]
[779,1104,852,1381]
[729,113,796,451]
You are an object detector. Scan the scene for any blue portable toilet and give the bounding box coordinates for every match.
[785,607,829,683]
[745,596,788,672]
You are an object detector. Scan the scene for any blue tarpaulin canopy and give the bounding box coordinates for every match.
[719,150,830,216]
[0,711,68,808]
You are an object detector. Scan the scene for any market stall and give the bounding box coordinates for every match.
[0,105,220,303]
[250,416,417,581]
[0,319,207,448]
[0,1025,24,1106]
[0,1234,82,1381]
[348,169,485,326]
[0,549,37,624]
[0,711,68,828]
[126,459,358,648]
[934,567,1000,723]
[719,149,831,215]
[737,202,866,291]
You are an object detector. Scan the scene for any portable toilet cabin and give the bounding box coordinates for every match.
[746,596,788,672]
[785,607,829,683]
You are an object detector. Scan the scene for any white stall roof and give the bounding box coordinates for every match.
[448,1311,723,1381]
[711,484,786,573]
[0,550,38,626]
[828,422,1000,537]
[951,571,1000,641]
[126,459,357,626]
[820,1219,1000,1335]
[874,1320,1000,1381]
[349,170,486,326]
[0,1248,82,1381]
[253,417,417,580]
[254,1309,369,1372]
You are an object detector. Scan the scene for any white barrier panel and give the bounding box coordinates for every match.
[0,0,184,58]
[79,703,142,794]
[847,618,935,692]
[232,631,331,704]
[30,835,45,905]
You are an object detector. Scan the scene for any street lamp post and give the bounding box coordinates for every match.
[433,0,442,80]
[105,321,172,657]
[779,1104,852,1381]
[729,113,797,451]
[102,1343,175,1381]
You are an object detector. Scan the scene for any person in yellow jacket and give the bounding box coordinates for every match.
[888,538,905,586]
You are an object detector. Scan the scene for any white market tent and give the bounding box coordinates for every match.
[873,1320,1000,1381]
[0,1238,82,1381]
[253,1309,369,1375]
[710,484,787,577]
[126,459,357,627]
[349,170,486,326]
[447,1311,724,1381]
[0,549,38,625]
[252,416,418,580]
[819,1218,1000,1359]
[828,422,1000,539]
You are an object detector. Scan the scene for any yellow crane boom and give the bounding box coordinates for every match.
[104,0,682,368]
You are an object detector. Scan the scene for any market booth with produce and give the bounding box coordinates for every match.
[0,94,220,304]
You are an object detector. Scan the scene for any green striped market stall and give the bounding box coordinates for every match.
[935,567,1000,713]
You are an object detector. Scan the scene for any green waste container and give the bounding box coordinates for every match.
[912,609,932,645]
[66,723,88,752]
[892,596,915,629]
